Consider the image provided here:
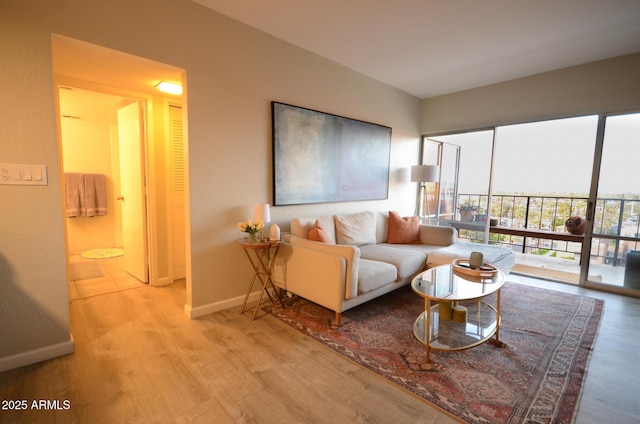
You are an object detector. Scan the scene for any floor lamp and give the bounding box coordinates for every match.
[411,165,440,224]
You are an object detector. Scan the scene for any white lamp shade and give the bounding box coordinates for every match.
[253,203,271,223]
[410,165,440,183]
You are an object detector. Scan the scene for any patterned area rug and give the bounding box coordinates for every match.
[80,248,124,259]
[264,282,603,423]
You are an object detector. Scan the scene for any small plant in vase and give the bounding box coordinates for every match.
[237,219,264,243]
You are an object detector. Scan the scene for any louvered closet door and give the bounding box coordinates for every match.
[170,105,186,279]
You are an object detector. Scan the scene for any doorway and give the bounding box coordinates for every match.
[59,86,149,298]
[52,34,189,302]
[58,83,187,293]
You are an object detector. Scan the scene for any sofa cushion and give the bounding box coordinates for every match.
[334,212,376,246]
[387,211,420,244]
[308,219,333,244]
[372,211,390,243]
[379,243,442,256]
[357,259,397,294]
[359,244,427,282]
[419,224,458,246]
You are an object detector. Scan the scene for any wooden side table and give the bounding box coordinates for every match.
[239,239,285,320]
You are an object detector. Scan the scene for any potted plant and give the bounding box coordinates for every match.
[459,203,478,222]
[565,216,586,235]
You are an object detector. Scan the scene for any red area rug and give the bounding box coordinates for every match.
[264,282,603,423]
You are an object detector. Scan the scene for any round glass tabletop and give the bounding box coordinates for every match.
[411,264,505,302]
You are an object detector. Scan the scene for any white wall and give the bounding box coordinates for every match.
[0,0,421,369]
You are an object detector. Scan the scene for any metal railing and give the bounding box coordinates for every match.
[451,193,640,265]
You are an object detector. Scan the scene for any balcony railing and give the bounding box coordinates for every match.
[447,193,640,266]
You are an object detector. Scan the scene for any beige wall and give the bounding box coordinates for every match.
[0,0,420,369]
[421,53,640,134]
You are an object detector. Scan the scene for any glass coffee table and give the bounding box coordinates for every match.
[411,264,506,363]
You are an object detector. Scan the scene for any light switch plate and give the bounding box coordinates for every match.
[0,163,48,186]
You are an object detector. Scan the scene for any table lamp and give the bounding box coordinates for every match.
[253,203,271,241]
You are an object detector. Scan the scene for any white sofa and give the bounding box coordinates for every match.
[272,211,514,326]
[271,211,453,325]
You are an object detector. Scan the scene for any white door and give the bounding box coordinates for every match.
[117,101,148,283]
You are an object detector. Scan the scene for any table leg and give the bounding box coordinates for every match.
[240,242,285,321]
[425,298,431,363]
[241,248,260,314]
[251,271,270,320]
[266,244,285,309]
[491,287,506,348]
[251,249,271,320]
[250,245,285,320]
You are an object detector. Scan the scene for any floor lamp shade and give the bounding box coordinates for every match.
[411,165,439,183]
[410,165,439,222]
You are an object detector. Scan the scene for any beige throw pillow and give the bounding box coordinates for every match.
[334,212,376,246]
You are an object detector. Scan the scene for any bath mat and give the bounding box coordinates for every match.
[81,248,124,259]
[69,261,104,280]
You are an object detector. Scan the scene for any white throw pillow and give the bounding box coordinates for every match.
[334,212,376,246]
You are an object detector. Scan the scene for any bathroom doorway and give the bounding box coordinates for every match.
[59,86,149,298]
[53,34,189,300]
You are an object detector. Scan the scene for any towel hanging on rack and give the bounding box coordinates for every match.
[64,173,108,217]
[65,173,85,218]
[84,173,107,217]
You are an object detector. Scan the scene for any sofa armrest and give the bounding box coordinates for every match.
[288,235,361,300]
[419,224,458,246]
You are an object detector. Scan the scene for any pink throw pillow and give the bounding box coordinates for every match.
[309,220,332,244]
[387,211,420,244]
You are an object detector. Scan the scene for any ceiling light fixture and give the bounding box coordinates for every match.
[155,81,182,95]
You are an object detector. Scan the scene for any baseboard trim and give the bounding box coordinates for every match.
[0,335,75,373]
[184,291,262,319]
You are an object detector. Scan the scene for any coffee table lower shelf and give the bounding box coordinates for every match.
[413,300,502,359]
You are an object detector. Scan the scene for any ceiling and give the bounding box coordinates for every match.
[53,35,184,122]
[192,0,640,99]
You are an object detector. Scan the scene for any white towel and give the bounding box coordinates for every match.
[84,173,107,217]
[65,173,85,217]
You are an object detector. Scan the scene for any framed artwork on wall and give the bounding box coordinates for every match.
[272,101,392,206]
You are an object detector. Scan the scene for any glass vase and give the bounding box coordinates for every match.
[248,232,259,244]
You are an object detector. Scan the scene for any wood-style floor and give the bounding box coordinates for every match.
[1,275,639,423]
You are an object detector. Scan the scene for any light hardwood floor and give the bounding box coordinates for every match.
[0,275,639,423]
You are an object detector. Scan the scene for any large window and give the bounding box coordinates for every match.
[589,113,640,288]
[422,113,640,290]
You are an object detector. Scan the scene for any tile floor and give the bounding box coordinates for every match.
[68,252,146,300]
